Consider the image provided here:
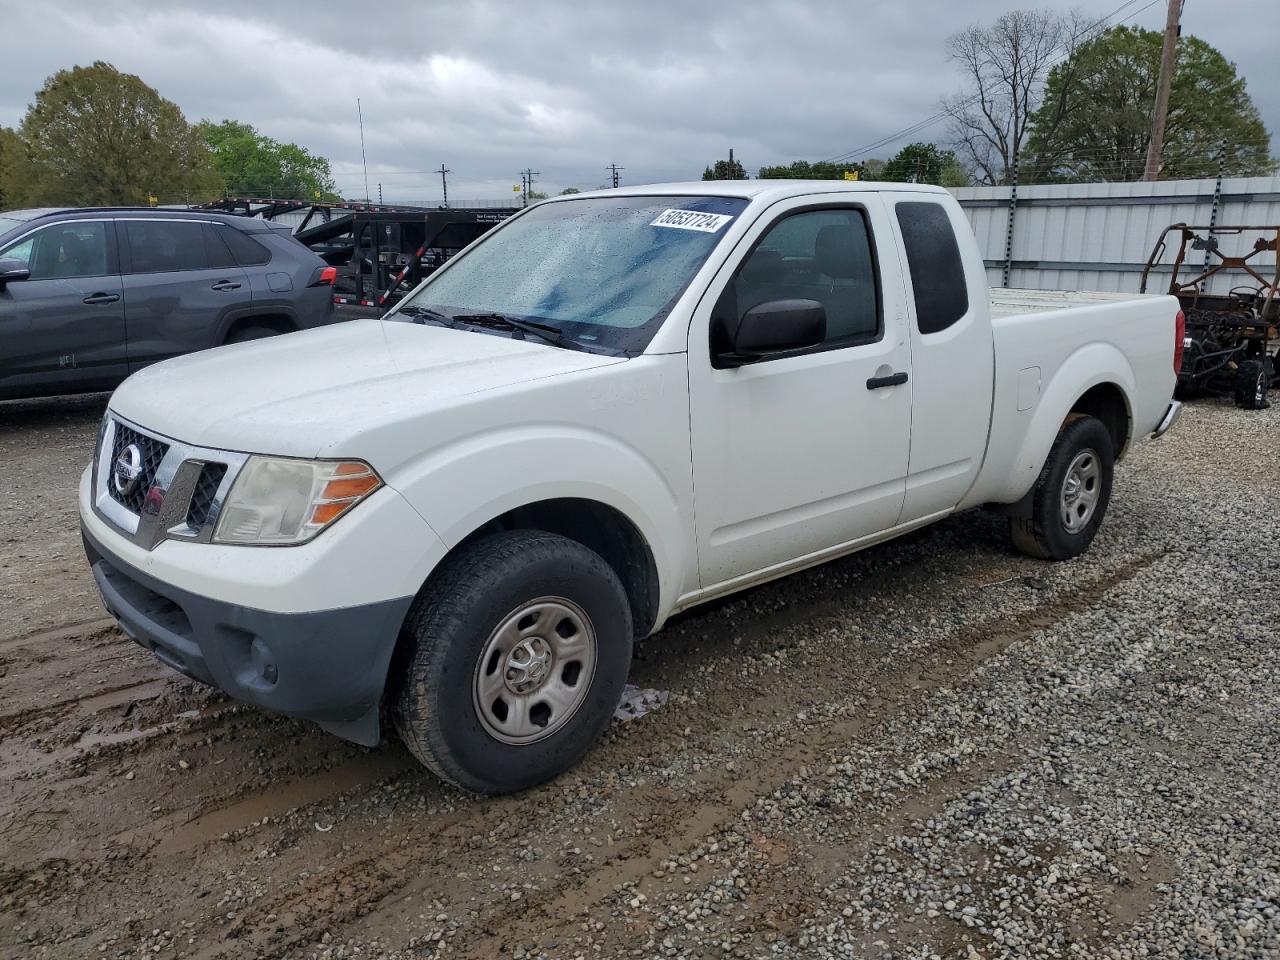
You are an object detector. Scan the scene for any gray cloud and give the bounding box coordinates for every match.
[2,0,1275,201]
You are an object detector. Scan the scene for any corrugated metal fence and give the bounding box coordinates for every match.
[951,175,1280,296]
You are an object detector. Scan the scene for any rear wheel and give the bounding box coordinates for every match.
[1010,416,1114,561]
[1234,360,1269,409]
[394,531,633,794]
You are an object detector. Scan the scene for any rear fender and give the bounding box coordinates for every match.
[988,342,1135,505]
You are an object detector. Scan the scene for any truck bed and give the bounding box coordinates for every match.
[990,288,1156,319]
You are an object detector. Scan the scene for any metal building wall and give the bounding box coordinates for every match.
[950,176,1280,295]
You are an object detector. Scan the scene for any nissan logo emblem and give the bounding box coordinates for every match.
[113,443,144,495]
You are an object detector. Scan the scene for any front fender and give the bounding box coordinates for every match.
[390,424,688,617]
[992,342,1136,504]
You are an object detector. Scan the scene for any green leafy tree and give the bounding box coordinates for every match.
[17,61,222,206]
[702,157,747,180]
[880,143,970,185]
[757,160,861,180]
[0,127,32,209]
[198,120,338,199]
[1026,26,1275,181]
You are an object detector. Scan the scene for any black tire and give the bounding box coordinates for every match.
[1010,416,1114,562]
[1264,354,1278,389]
[1234,360,1269,409]
[394,531,633,794]
[226,325,282,345]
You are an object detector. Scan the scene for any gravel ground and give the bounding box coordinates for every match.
[0,392,1277,960]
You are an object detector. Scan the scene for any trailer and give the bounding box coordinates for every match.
[196,197,519,317]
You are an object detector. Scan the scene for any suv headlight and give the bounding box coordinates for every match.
[213,457,382,545]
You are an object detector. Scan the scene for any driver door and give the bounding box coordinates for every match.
[687,194,913,589]
[0,219,127,398]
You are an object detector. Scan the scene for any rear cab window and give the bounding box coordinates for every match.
[895,201,969,334]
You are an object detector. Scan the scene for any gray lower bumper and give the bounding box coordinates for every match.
[1152,400,1182,439]
[82,526,413,746]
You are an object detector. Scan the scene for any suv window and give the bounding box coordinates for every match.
[216,225,271,266]
[0,221,109,279]
[125,220,209,273]
[725,208,879,351]
[895,201,969,334]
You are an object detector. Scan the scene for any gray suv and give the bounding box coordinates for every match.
[0,207,336,401]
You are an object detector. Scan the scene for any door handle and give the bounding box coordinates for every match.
[82,293,120,305]
[211,280,242,291]
[866,371,909,390]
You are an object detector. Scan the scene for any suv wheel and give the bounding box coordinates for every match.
[1010,416,1114,561]
[394,531,633,794]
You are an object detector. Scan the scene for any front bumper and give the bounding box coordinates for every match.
[83,525,413,745]
[1151,400,1182,439]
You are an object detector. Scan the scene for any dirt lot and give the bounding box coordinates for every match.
[1,394,1277,960]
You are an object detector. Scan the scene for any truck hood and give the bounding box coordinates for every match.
[109,319,626,457]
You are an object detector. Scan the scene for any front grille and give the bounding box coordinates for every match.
[186,463,227,528]
[108,423,170,514]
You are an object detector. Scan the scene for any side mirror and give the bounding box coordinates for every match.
[0,258,30,289]
[719,298,826,367]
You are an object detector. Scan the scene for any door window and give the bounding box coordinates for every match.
[125,220,211,273]
[0,221,109,279]
[719,208,880,357]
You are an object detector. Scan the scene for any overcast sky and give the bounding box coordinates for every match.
[2,1,1276,202]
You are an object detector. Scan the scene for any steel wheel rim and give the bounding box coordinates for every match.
[1060,448,1101,534]
[473,596,597,745]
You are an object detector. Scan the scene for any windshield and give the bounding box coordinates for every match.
[392,194,749,353]
[0,216,25,237]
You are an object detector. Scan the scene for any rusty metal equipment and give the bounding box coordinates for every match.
[1140,224,1280,408]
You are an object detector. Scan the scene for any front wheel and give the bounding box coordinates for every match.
[1010,416,1115,561]
[394,531,633,794]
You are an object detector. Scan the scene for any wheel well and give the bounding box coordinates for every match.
[1069,383,1130,458]
[452,498,661,639]
[224,314,295,342]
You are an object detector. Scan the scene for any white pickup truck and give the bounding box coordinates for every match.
[80,181,1183,793]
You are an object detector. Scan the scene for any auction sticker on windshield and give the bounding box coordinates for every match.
[650,209,734,233]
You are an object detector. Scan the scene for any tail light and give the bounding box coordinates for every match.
[1173,309,1185,374]
[309,266,338,287]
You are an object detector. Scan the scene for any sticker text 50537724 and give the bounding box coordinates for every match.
[650,209,734,233]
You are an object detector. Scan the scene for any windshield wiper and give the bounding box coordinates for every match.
[454,312,566,347]
[397,304,457,327]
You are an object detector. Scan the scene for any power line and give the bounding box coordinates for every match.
[606,163,624,188]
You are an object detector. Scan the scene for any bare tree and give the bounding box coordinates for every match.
[943,10,1096,185]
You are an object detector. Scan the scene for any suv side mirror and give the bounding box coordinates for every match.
[0,258,30,289]
[718,299,826,367]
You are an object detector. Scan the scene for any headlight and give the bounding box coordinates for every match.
[213,457,382,545]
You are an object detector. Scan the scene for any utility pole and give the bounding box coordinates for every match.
[520,168,540,207]
[606,163,624,188]
[1143,0,1183,182]
[437,163,450,207]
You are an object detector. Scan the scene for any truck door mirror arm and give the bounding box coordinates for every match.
[714,299,827,368]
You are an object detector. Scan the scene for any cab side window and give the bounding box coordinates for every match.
[0,222,109,280]
[719,208,880,358]
[895,201,969,334]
